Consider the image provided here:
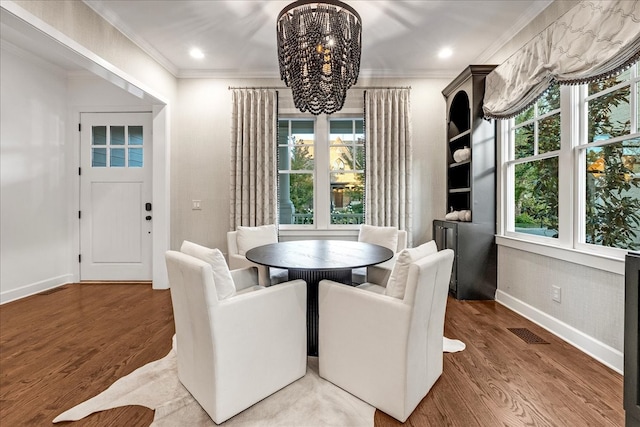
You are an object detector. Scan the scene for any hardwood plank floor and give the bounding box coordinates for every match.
[0,284,623,426]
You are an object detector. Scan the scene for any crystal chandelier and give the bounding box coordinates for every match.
[277,0,362,115]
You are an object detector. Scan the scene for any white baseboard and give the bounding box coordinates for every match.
[0,274,74,305]
[495,289,623,375]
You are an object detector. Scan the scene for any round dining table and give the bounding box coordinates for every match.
[246,240,394,356]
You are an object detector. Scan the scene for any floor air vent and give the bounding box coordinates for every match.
[507,328,550,344]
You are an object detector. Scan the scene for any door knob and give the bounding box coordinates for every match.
[146,215,152,221]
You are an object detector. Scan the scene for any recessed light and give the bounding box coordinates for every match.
[438,47,453,59]
[190,48,204,59]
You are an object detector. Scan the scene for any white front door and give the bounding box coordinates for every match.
[80,112,153,281]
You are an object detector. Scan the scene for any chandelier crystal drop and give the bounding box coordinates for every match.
[277,0,362,115]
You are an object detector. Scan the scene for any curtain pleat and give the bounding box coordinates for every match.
[484,0,640,119]
[229,89,278,229]
[364,89,413,246]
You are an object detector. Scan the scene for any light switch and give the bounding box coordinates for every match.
[192,200,202,210]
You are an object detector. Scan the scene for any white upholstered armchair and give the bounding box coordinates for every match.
[318,243,454,422]
[165,246,307,424]
[352,224,408,284]
[227,224,288,286]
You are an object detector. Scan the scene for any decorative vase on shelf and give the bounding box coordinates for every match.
[445,211,459,221]
[445,209,472,222]
[453,146,471,163]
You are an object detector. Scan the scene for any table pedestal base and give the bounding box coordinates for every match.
[288,268,352,356]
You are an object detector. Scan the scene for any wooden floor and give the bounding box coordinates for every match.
[0,284,623,426]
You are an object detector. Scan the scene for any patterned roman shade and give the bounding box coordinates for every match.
[483,0,640,119]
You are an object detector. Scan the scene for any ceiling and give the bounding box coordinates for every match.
[81,0,553,79]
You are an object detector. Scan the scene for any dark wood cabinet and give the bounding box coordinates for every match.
[625,252,640,426]
[434,65,497,300]
[433,220,496,300]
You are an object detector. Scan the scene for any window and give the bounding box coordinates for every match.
[91,125,143,168]
[579,67,640,251]
[503,62,640,255]
[329,119,365,225]
[509,85,560,238]
[278,116,365,228]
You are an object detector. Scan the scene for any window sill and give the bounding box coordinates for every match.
[279,227,360,240]
[495,235,625,275]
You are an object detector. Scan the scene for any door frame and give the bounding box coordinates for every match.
[79,111,154,281]
[71,104,170,289]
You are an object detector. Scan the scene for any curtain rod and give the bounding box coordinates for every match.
[228,86,284,90]
[228,86,411,90]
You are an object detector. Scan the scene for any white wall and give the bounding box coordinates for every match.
[0,44,73,302]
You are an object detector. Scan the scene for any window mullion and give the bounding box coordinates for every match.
[533,104,539,155]
[499,122,512,234]
[315,115,330,229]
[557,85,575,247]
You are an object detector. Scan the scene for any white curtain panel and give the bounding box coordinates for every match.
[364,88,413,247]
[229,89,278,229]
[484,0,640,119]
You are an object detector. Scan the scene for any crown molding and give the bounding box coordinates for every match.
[83,0,179,77]
[473,0,554,64]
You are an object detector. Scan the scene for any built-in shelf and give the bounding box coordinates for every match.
[436,64,497,301]
[449,187,471,193]
[449,160,471,168]
[449,129,471,143]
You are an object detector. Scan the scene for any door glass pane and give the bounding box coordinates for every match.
[128,148,143,167]
[129,126,143,145]
[92,126,106,145]
[110,148,125,167]
[585,139,640,250]
[514,157,559,238]
[111,126,125,145]
[92,148,107,167]
[330,172,364,224]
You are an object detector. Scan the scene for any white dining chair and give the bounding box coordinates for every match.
[318,243,455,422]
[227,224,288,286]
[352,225,408,284]
[165,249,307,424]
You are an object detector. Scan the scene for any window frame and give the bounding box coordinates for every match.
[574,66,640,258]
[504,85,562,243]
[277,113,365,231]
[497,63,639,274]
